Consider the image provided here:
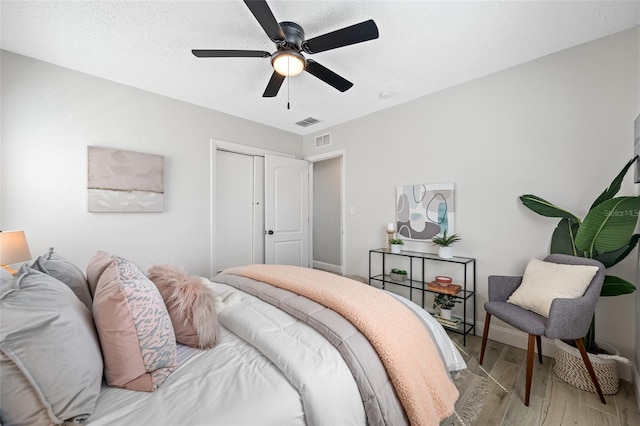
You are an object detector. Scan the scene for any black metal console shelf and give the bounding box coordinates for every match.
[368,248,476,345]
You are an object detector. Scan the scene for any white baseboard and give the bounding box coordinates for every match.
[312,260,343,275]
[480,320,633,382]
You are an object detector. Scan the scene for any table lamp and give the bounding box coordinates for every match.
[0,230,32,275]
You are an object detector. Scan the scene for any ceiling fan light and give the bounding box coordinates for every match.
[272,51,305,77]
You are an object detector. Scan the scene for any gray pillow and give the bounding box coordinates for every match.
[0,267,13,286]
[31,247,92,311]
[0,266,103,425]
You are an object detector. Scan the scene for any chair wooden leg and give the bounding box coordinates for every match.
[536,335,543,364]
[479,313,491,365]
[575,339,606,404]
[525,334,536,407]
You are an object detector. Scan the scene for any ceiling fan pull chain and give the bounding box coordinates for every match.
[287,57,291,110]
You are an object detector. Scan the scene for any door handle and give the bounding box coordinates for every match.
[267,230,274,235]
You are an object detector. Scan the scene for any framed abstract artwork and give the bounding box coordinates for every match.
[396,183,455,241]
[87,146,164,213]
[634,114,640,183]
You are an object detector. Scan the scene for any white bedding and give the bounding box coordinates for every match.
[88,283,365,425]
[87,282,464,425]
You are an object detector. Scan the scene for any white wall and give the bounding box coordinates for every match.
[313,156,342,268]
[1,50,302,276]
[303,28,640,360]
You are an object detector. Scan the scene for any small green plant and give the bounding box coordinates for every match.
[390,268,407,275]
[431,230,461,247]
[433,294,461,310]
[389,238,404,245]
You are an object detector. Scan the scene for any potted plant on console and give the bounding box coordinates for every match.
[433,294,461,321]
[519,156,639,395]
[389,268,407,282]
[389,238,404,254]
[431,231,461,259]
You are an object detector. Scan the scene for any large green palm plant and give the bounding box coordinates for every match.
[519,157,639,353]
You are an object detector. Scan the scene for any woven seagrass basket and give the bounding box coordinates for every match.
[553,339,622,395]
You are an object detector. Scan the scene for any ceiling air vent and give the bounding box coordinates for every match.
[296,117,322,127]
[315,133,331,149]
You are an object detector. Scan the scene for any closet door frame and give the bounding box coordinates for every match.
[209,139,295,278]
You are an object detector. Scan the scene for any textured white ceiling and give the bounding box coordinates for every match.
[2,1,639,135]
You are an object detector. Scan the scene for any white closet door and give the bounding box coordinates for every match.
[264,155,309,267]
[215,150,255,273]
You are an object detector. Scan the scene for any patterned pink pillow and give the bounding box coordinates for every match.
[93,256,177,391]
[147,265,221,349]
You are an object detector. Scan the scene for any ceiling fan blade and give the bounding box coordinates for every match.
[303,20,379,54]
[305,60,353,92]
[192,50,271,58]
[243,0,285,42]
[263,71,286,97]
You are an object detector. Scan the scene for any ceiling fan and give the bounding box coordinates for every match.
[192,0,379,97]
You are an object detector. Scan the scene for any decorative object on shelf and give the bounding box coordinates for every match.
[396,183,455,241]
[389,238,404,254]
[431,230,461,259]
[435,275,452,285]
[389,268,407,282]
[553,339,628,395]
[428,281,461,295]
[519,156,639,354]
[433,294,461,320]
[433,313,462,329]
[385,222,396,251]
[0,230,32,275]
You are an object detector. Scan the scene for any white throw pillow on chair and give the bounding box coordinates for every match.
[507,258,599,317]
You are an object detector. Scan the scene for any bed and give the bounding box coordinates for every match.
[0,249,465,426]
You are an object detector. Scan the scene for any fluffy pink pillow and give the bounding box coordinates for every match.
[93,257,177,391]
[147,265,221,349]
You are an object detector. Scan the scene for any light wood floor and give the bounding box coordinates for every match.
[441,333,640,426]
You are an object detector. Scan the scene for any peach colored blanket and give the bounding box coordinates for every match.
[224,264,458,426]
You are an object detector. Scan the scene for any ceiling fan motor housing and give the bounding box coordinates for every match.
[279,21,305,50]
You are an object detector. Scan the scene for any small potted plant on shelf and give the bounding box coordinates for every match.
[433,294,461,320]
[431,230,461,259]
[389,238,404,254]
[389,268,407,282]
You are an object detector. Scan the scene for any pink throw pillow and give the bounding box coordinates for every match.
[147,265,221,349]
[93,257,177,391]
[86,251,115,297]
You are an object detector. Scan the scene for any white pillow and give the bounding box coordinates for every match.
[507,258,599,317]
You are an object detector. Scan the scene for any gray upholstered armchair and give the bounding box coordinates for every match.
[479,254,606,406]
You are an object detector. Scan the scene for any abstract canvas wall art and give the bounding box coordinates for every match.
[88,146,164,213]
[396,183,455,240]
[634,114,640,183]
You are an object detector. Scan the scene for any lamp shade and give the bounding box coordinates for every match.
[271,50,305,77]
[0,231,32,265]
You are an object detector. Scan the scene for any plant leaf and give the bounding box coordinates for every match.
[592,234,640,268]
[519,195,581,222]
[575,196,640,253]
[601,274,637,296]
[550,218,580,256]
[590,157,637,210]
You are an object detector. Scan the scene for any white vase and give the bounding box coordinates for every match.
[390,244,402,254]
[440,308,452,320]
[438,246,453,259]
